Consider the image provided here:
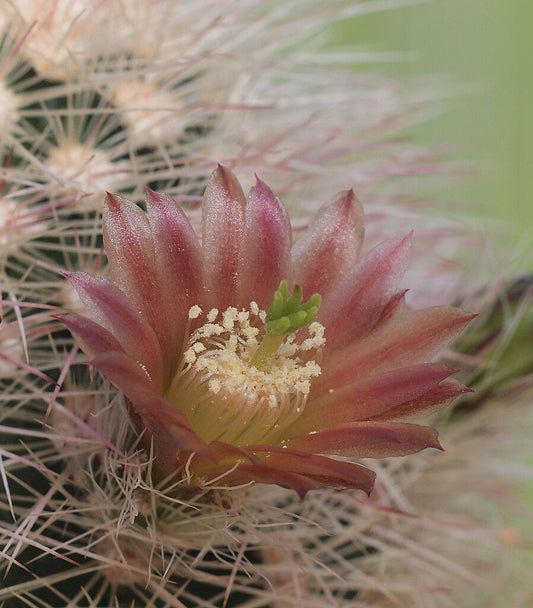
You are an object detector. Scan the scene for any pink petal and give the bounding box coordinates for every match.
[318,306,476,393]
[55,313,124,359]
[145,188,204,375]
[319,234,412,350]
[236,177,292,309]
[292,189,364,297]
[369,378,472,420]
[258,450,376,495]
[187,442,317,498]
[232,467,320,499]
[92,351,211,460]
[203,443,375,498]
[202,165,247,310]
[90,350,168,414]
[285,421,442,458]
[296,363,457,431]
[65,272,164,387]
[374,289,408,327]
[103,193,163,339]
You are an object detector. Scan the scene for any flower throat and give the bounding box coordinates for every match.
[165,282,324,445]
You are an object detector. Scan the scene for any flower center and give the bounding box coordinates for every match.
[165,284,324,446]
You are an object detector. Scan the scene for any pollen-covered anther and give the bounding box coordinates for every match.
[166,303,326,445]
[188,305,202,319]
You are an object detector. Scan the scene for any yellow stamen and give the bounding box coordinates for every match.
[166,302,325,445]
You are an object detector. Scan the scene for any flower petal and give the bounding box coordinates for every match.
[285,421,442,458]
[292,189,364,297]
[318,306,476,392]
[65,272,164,387]
[294,363,458,431]
[54,312,124,359]
[103,193,162,336]
[202,165,247,309]
[91,351,212,461]
[208,464,319,499]
[248,448,376,495]
[200,443,375,498]
[368,378,472,420]
[236,177,292,309]
[319,234,412,350]
[145,188,204,374]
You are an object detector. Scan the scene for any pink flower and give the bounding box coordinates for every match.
[57,165,473,498]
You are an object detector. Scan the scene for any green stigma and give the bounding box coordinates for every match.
[265,280,321,335]
[250,280,322,369]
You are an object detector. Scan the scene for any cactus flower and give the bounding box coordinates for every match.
[57,165,473,498]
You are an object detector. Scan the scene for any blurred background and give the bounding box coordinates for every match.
[334,0,532,246]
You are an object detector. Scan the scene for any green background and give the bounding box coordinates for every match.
[335,0,532,242]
